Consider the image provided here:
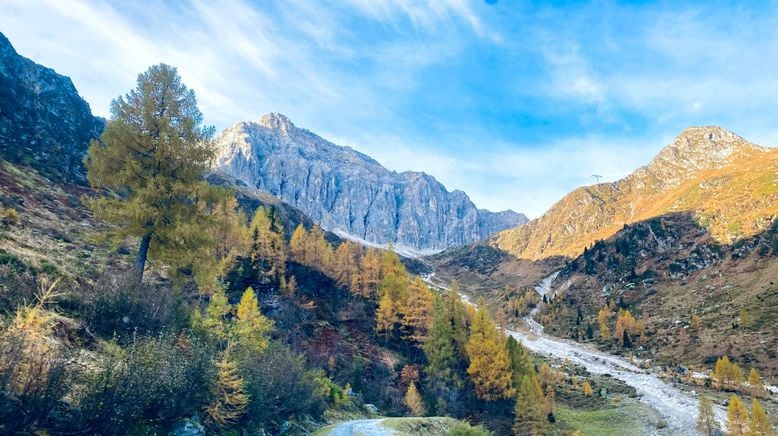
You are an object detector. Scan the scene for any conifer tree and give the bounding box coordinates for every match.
[234,287,273,356]
[359,249,382,298]
[85,64,233,288]
[404,382,426,416]
[205,347,249,427]
[402,277,435,344]
[582,381,593,397]
[465,304,514,401]
[749,398,774,436]
[375,250,409,335]
[696,394,720,436]
[507,336,535,391]
[513,375,548,436]
[748,368,764,398]
[424,295,466,414]
[249,207,286,281]
[727,394,750,436]
[290,224,308,264]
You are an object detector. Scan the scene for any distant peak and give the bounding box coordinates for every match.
[259,112,295,132]
[673,126,745,148]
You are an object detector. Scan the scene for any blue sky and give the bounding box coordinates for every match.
[2,0,778,217]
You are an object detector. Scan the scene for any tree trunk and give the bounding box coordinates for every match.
[135,233,151,285]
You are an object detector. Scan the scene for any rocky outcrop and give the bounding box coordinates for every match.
[0,32,103,182]
[214,113,527,252]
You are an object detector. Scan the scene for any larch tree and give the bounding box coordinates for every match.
[85,64,235,289]
[205,347,249,427]
[375,250,409,335]
[582,381,594,397]
[749,398,774,436]
[249,207,286,281]
[401,277,435,344]
[513,374,548,436]
[696,394,720,436]
[234,287,273,357]
[727,394,750,436]
[404,382,426,416]
[465,304,514,401]
[748,368,764,398]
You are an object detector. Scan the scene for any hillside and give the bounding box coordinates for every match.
[493,126,778,260]
[537,213,778,377]
[0,32,103,182]
[213,113,527,254]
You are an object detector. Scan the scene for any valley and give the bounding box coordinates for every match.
[2,6,778,434]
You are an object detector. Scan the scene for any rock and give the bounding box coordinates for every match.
[213,113,527,252]
[0,32,103,182]
[169,416,205,436]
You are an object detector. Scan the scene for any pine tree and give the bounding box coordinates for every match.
[727,394,750,436]
[507,336,535,391]
[465,304,514,401]
[749,398,774,436]
[423,295,466,414]
[513,375,548,436]
[696,394,720,436]
[404,382,426,416]
[205,347,249,427]
[85,64,233,288]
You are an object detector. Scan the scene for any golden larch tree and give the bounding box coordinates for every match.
[465,304,514,401]
[727,394,750,436]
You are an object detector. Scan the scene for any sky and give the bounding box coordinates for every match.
[2,0,778,217]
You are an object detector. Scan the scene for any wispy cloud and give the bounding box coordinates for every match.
[1,1,776,217]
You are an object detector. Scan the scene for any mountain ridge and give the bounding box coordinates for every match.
[491,126,777,260]
[0,32,103,182]
[214,112,528,253]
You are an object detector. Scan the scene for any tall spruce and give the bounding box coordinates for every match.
[423,294,466,414]
[85,64,233,288]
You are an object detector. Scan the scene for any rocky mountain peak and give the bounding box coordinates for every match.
[0,32,103,182]
[259,112,295,134]
[637,125,761,191]
[213,115,528,253]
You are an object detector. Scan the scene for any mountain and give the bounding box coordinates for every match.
[492,126,778,260]
[213,113,527,253]
[0,32,103,183]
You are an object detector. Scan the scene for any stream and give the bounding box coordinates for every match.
[424,271,727,435]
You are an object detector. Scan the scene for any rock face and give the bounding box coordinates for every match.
[214,113,527,252]
[492,126,778,260]
[0,32,103,182]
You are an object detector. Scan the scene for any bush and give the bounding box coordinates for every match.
[0,317,73,433]
[240,342,328,430]
[447,421,494,435]
[0,206,19,226]
[71,333,215,433]
[82,273,189,341]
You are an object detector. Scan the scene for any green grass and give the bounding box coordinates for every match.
[554,403,648,436]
